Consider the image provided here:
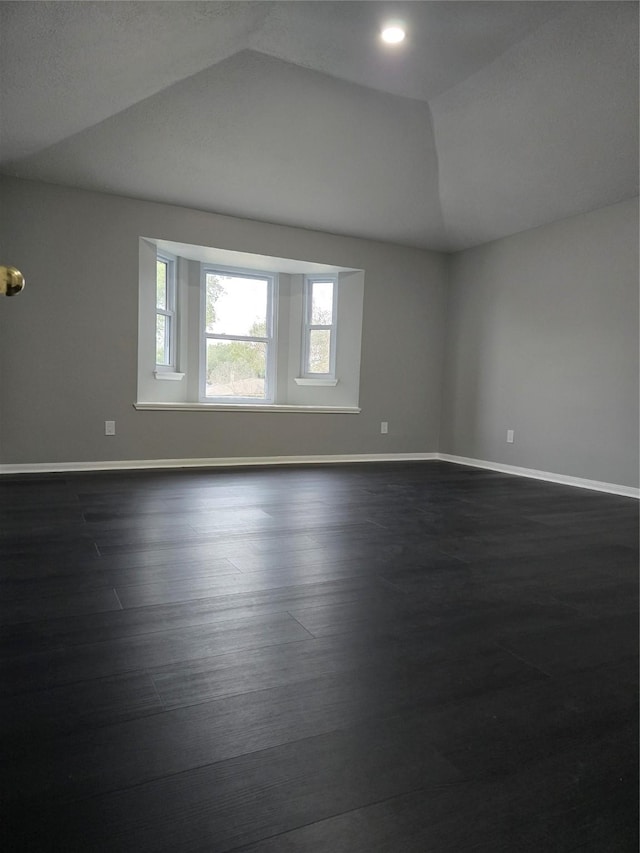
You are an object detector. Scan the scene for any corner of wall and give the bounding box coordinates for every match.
[435,251,456,455]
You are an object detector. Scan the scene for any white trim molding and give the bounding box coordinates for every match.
[134,402,359,413]
[437,453,640,499]
[0,453,437,475]
[153,371,185,381]
[294,377,339,386]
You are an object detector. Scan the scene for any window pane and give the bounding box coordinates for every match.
[308,329,331,374]
[156,314,168,364]
[206,274,268,336]
[205,339,267,398]
[311,280,333,325]
[156,261,167,310]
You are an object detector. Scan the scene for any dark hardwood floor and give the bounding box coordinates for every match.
[1,461,637,852]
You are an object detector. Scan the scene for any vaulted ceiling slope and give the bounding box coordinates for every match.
[1,1,637,251]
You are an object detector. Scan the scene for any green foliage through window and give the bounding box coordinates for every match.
[203,270,273,399]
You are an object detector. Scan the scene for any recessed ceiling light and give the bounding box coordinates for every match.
[381,24,406,45]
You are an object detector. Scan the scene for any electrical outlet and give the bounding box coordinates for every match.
[506,429,514,444]
[381,421,388,434]
[105,420,116,436]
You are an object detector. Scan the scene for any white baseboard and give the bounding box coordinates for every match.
[0,452,437,475]
[0,451,637,498]
[437,453,640,499]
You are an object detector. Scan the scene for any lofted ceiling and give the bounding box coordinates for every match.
[0,1,637,251]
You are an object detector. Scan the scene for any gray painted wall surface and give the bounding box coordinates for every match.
[0,177,446,464]
[440,198,639,488]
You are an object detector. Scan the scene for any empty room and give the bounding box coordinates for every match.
[0,1,638,851]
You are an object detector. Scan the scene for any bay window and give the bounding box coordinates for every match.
[137,237,364,412]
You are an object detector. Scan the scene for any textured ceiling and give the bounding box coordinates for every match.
[1,1,637,251]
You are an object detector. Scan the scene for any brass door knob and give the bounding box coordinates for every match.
[0,266,25,296]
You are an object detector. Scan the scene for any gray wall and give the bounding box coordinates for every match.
[440,198,639,488]
[0,177,446,464]
[2,177,637,486]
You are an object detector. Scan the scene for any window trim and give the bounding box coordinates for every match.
[301,274,338,379]
[155,252,177,371]
[134,401,360,413]
[199,264,278,404]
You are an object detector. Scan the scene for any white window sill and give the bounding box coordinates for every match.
[134,402,360,414]
[154,371,185,381]
[294,377,339,386]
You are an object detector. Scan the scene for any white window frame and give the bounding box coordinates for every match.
[301,274,338,379]
[155,252,177,371]
[200,264,278,404]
